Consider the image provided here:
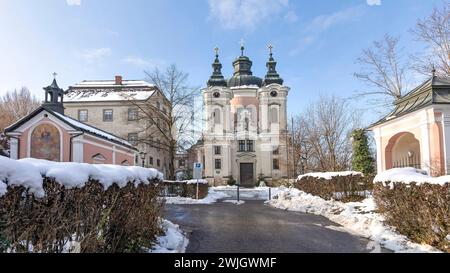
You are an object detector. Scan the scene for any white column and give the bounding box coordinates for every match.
[72,138,84,163]
[9,138,19,160]
[441,111,450,174]
[420,112,431,175]
[373,128,383,173]
[112,145,116,165]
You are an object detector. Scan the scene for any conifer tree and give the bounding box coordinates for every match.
[352,129,375,175]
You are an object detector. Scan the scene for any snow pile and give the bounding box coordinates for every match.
[164,179,209,185]
[164,187,230,204]
[0,156,163,198]
[269,188,440,253]
[222,200,245,205]
[150,219,188,253]
[298,171,363,181]
[374,168,450,187]
[213,186,284,200]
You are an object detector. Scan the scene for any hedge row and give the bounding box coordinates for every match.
[162,181,208,199]
[0,177,163,253]
[374,182,450,252]
[295,174,374,202]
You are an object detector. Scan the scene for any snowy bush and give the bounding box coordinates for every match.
[0,157,164,253]
[296,172,373,202]
[374,169,450,252]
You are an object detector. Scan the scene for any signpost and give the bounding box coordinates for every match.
[193,163,202,200]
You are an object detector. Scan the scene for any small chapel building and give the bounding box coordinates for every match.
[369,74,450,176]
[5,77,137,166]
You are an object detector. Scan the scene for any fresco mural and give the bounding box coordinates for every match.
[30,124,61,161]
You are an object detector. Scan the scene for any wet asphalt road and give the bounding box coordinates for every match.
[164,200,390,253]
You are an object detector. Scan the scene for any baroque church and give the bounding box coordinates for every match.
[194,45,291,186]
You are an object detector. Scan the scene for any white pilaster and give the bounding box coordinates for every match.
[420,112,431,174]
[441,111,450,174]
[72,137,84,163]
[373,127,383,173]
[9,138,19,160]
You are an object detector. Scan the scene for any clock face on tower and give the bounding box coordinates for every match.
[270,91,278,97]
[213,92,220,98]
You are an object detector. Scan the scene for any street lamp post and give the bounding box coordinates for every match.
[139,152,147,168]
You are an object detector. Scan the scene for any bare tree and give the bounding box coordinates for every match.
[0,87,40,153]
[354,34,409,107]
[411,2,450,78]
[291,95,360,173]
[126,65,201,179]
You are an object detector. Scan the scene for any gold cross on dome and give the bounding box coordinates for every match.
[214,47,219,56]
[52,72,58,79]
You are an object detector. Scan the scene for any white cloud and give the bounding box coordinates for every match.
[66,0,81,6]
[366,0,381,6]
[284,10,299,23]
[122,56,166,68]
[122,56,149,66]
[208,0,291,30]
[290,6,364,55]
[80,48,111,63]
[308,6,364,32]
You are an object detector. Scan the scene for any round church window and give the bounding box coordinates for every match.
[270,91,278,97]
[213,92,220,98]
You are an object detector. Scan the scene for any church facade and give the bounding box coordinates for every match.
[195,45,291,186]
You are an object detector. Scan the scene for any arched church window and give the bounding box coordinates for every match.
[213,108,221,124]
[30,124,61,162]
[270,108,278,123]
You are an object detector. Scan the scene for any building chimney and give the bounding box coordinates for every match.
[115,75,123,85]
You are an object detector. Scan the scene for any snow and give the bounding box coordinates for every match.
[0,181,6,197]
[52,112,134,147]
[72,80,154,88]
[0,156,163,198]
[374,168,450,187]
[269,188,440,253]
[222,200,245,205]
[298,171,363,180]
[164,188,230,204]
[150,219,189,253]
[65,90,155,102]
[164,179,209,185]
[213,186,284,200]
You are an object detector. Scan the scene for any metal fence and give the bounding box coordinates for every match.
[393,155,421,169]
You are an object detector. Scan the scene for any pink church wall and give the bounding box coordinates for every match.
[83,135,135,166]
[19,119,71,162]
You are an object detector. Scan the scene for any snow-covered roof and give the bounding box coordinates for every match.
[65,79,157,103]
[65,90,156,102]
[52,111,134,148]
[0,156,163,198]
[71,80,155,88]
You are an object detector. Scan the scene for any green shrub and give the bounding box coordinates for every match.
[227,176,236,186]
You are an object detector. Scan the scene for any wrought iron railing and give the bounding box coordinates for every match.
[393,155,421,169]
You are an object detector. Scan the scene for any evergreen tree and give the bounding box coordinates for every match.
[352,129,375,175]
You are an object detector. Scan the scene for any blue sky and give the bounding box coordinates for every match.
[0,0,445,125]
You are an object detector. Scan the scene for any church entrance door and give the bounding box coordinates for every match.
[240,163,254,187]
